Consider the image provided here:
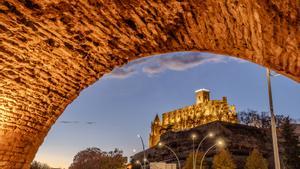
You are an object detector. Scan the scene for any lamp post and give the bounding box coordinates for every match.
[266,68,281,169]
[191,134,197,169]
[194,132,214,168]
[136,160,141,167]
[138,134,146,169]
[158,142,181,169]
[200,140,224,169]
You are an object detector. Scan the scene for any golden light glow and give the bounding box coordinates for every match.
[149,90,237,147]
[191,134,197,139]
[216,139,224,147]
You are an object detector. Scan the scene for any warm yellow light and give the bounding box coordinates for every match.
[208,132,214,138]
[136,160,140,164]
[191,134,197,139]
[217,139,224,147]
[158,142,163,147]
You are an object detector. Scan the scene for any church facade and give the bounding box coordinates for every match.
[149,89,238,147]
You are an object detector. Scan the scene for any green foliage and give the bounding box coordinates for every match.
[244,149,268,169]
[281,117,300,169]
[183,151,207,169]
[212,149,236,169]
[30,161,51,169]
[69,147,127,169]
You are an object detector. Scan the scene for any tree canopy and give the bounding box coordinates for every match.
[183,151,207,169]
[244,149,268,169]
[30,161,51,169]
[238,110,287,128]
[212,149,236,169]
[281,117,300,169]
[69,147,127,169]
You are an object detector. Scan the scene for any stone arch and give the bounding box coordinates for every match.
[0,0,299,168]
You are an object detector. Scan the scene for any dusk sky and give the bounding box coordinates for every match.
[33,52,300,168]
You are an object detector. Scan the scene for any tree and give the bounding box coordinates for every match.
[69,147,127,169]
[281,117,300,169]
[30,161,51,169]
[183,151,207,169]
[238,110,288,128]
[212,149,236,169]
[238,110,261,127]
[244,149,268,169]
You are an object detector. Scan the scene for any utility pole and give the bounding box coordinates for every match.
[266,68,281,169]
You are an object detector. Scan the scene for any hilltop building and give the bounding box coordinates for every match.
[149,89,237,147]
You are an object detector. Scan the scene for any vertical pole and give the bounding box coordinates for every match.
[138,135,146,169]
[193,138,195,169]
[266,68,281,169]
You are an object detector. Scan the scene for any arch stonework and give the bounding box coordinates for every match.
[0,0,299,168]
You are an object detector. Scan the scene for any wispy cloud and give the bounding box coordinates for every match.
[60,121,79,124]
[86,121,96,125]
[59,121,96,125]
[105,52,245,79]
[106,67,136,79]
[142,52,226,75]
[142,64,165,75]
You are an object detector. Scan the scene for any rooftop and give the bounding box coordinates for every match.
[195,88,210,93]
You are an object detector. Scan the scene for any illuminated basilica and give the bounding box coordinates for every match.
[149,89,238,147]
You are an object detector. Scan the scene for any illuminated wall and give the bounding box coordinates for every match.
[149,90,237,147]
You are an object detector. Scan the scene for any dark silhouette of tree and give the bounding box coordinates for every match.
[69,147,126,169]
[244,149,268,169]
[238,110,288,128]
[183,151,207,169]
[238,110,261,127]
[280,117,300,169]
[212,149,236,169]
[30,161,51,169]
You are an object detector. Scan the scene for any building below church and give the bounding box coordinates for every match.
[149,89,238,147]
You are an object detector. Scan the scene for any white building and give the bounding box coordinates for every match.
[150,162,177,169]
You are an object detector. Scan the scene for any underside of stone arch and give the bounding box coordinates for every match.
[0,0,299,168]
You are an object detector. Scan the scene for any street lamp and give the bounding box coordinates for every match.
[158,142,181,169]
[266,68,281,169]
[191,134,197,169]
[135,160,144,169]
[194,132,214,168]
[200,139,224,169]
[137,134,147,169]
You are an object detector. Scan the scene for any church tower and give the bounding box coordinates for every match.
[195,89,210,104]
[149,114,162,147]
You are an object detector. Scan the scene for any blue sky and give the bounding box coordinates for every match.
[34,52,300,168]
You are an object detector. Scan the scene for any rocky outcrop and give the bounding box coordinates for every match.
[0,0,298,168]
[132,121,275,168]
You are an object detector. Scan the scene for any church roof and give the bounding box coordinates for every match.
[154,114,160,121]
[195,88,210,93]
